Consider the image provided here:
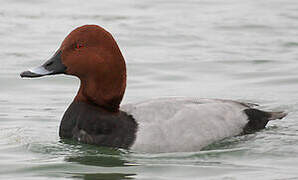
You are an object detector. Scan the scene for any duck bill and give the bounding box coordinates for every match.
[20,50,66,78]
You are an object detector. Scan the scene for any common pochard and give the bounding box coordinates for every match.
[20,25,287,153]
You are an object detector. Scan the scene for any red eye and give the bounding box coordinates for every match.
[75,43,84,49]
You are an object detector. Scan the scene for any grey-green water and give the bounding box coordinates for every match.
[1,0,298,179]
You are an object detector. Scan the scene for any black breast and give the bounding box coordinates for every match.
[59,101,138,149]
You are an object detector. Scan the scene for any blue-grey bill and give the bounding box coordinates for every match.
[20,66,54,78]
[20,50,66,78]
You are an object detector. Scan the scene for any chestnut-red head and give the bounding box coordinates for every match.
[20,25,126,112]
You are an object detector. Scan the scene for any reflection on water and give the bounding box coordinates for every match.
[66,155,128,167]
[60,140,130,167]
[71,173,135,180]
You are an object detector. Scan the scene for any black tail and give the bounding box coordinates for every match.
[243,108,287,134]
[267,111,287,120]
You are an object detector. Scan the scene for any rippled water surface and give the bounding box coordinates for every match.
[1,0,298,179]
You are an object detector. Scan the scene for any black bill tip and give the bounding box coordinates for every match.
[20,70,43,78]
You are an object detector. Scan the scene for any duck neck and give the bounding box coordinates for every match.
[74,74,126,113]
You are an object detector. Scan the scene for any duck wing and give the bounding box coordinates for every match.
[121,97,286,153]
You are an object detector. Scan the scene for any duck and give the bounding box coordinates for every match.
[20,25,287,153]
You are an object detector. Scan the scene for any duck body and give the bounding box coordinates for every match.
[60,97,285,153]
[124,97,249,153]
[20,25,287,153]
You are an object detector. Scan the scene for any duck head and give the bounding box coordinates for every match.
[20,25,126,112]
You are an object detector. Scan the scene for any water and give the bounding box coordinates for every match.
[1,0,298,179]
